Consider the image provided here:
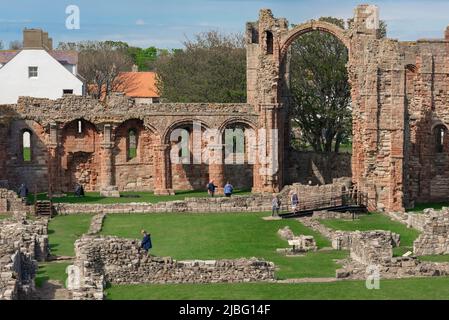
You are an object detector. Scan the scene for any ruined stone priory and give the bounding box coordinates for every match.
[2,4,449,212]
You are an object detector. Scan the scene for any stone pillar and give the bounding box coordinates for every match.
[208,144,225,195]
[100,124,120,198]
[47,122,63,197]
[252,104,281,193]
[154,144,174,195]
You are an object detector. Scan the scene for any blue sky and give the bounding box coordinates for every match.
[1,0,449,49]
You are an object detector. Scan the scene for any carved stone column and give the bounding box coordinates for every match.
[208,144,225,195]
[47,122,63,197]
[154,144,174,195]
[252,104,281,193]
[100,124,120,197]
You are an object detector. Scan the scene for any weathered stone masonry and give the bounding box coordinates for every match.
[68,236,275,300]
[246,5,449,212]
[0,217,49,300]
[1,5,449,211]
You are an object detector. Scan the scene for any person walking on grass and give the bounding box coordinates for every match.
[207,180,216,197]
[224,182,234,197]
[141,230,152,253]
[272,193,281,217]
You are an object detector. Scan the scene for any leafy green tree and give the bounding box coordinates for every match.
[154,31,246,103]
[289,17,386,153]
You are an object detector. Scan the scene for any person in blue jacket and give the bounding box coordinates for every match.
[141,230,152,253]
[224,182,234,197]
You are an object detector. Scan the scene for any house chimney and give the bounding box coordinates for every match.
[132,64,139,72]
[23,28,52,50]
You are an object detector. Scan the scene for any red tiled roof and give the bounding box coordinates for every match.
[88,72,160,101]
[114,72,159,98]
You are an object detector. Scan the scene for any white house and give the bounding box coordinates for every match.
[0,29,84,105]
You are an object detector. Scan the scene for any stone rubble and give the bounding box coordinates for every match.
[413,208,449,256]
[277,226,317,254]
[0,217,49,300]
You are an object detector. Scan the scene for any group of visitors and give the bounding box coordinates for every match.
[271,190,300,217]
[206,180,234,197]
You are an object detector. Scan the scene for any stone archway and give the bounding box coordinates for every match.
[164,120,211,191]
[219,119,258,191]
[277,19,351,157]
[279,20,350,61]
[246,6,410,212]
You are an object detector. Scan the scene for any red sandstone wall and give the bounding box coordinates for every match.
[113,119,156,191]
[60,120,101,192]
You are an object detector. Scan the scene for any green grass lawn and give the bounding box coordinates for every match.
[106,277,449,300]
[0,215,10,220]
[28,189,251,205]
[319,213,420,256]
[48,215,92,256]
[419,255,449,262]
[35,262,71,288]
[100,213,346,279]
[23,147,31,162]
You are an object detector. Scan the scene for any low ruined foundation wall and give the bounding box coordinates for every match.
[68,236,275,300]
[301,214,401,251]
[336,230,449,280]
[349,231,396,265]
[0,217,49,300]
[0,188,31,214]
[55,179,352,215]
[54,195,273,215]
[413,209,449,256]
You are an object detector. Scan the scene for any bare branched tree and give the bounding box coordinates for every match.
[9,40,23,50]
[58,41,134,100]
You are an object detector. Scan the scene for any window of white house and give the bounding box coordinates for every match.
[63,89,74,95]
[28,66,38,78]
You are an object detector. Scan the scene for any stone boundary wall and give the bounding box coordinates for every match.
[349,231,396,265]
[413,209,449,256]
[0,217,49,300]
[386,211,427,232]
[54,179,352,215]
[336,257,449,280]
[336,230,449,280]
[300,214,400,251]
[0,188,30,214]
[68,236,275,300]
[54,195,272,215]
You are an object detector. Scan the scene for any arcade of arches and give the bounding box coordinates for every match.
[2,5,449,212]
